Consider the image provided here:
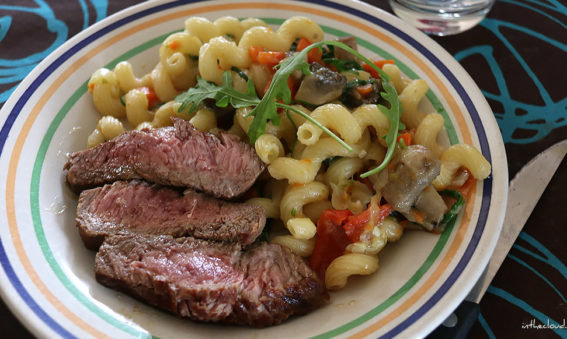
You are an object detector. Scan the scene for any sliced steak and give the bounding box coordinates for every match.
[64,118,264,199]
[95,235,328,327]
[76,180,265,249]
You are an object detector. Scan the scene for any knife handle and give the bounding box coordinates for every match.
[428,301,480,339]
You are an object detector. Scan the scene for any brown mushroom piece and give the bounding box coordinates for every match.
[294,63,346,105]
[382,145,444,227]
[411,186,448,231]
[334,36,359,61]
[340,82,383,109]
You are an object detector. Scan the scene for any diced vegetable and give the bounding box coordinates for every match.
[168,40,181,50]
[363,59,395,78]
[396,131,412,146]
[343,202,392,243]
[249,46,287,68]
[309,209,352,279]
[296,38,322,64]
[355,83,374,96]
[257,50,287,68]
[248,46,264,63]
[139,86,159,109]
[453,169,476,198]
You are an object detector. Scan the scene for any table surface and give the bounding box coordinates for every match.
[0,1,565,338]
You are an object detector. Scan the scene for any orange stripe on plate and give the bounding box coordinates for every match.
[5,2,475,337]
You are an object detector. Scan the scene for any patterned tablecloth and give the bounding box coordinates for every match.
[0,1,565,338]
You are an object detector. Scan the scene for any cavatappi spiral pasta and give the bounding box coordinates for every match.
[85,15,491,292]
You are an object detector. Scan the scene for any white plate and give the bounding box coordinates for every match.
[0,1,507,338]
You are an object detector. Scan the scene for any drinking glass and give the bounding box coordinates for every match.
[389,0,495,36]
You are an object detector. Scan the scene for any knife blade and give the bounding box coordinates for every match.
[429,139,567,339]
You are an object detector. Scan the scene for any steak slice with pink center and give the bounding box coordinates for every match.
[77,180,266,249]
[64,118,264,199]
[95,235,328,327]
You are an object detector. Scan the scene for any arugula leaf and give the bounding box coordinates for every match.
[438,189,465,230]
[343,79,376,91]
[359,78,402,178]
[322,57,362,73]
[175,71,259,114]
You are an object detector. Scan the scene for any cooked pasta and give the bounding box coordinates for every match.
[286,217,317,239]
[247,179,287,219]
[159,32,201,90]
[297,104,361,146]
[189,107,217,132]
[399,79,429,129]
[86,128,105,149]
[270,235,315,257]
[415,113,447,157]
[280,181,329,224]
[302,200,333,223]
[151,101,188,127]
[88,68,125,118]
[352,104,390,147]
[325,253,379,290]
[255,134,285,164]
[433,144,492,189]
[124,88,153,127]
[97,116,124,140]
[325,158,372,214]
[113,61,151,93]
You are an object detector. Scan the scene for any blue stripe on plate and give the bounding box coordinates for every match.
[0,242,75,338]
[0,0,493,336]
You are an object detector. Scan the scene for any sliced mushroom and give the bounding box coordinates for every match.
[382,145,441,215]
[334,36,359,61]
[294,63,346,105]
[410,186,448,230]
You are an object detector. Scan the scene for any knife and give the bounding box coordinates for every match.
[429,139,567,339]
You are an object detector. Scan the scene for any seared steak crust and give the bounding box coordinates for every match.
[77,180,265,249]
[64,118,264,199]
[95,235,328,327]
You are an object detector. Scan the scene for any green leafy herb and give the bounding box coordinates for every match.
[321,44,334,59]
[291,208,297,217]
[119,94,125,106]
[284,109,299,153]
[344,79,376,91]
[438,190,465,229]
[322,57,362,73]
[189,55,199,61]
[176,71,258,114]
